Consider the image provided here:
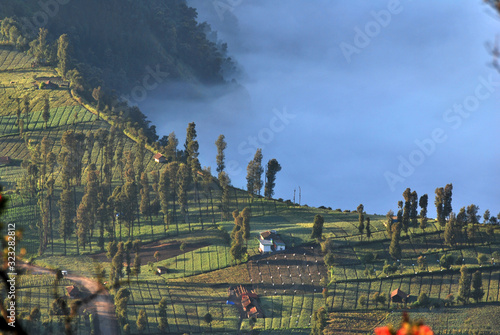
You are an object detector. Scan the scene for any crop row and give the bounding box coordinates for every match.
[125,279,240,334]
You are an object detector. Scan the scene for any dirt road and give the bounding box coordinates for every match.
[19,263,119,335]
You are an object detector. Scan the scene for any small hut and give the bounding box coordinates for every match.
[391,288,409,303]
[157,266,168,274]
[153,153,166,163]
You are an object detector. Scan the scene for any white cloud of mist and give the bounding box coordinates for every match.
[140,0,500,215]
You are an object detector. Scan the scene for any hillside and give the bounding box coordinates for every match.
[0,17,499,335]
[0,0,233,89]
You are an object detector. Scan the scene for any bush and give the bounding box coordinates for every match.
[335,208,342,212]
[477,253,489,265]
[320,238,333,254]
[343,210,350,213]
[417,292,430,307]
[440,254,455,270]
[361,252,375,264]
[382,261,398,275]
[180,242,186,251]
[324,252,335,268]
[444,293,454,306]
[358,295,367,308]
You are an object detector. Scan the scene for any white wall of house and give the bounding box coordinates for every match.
[260,242,272,252]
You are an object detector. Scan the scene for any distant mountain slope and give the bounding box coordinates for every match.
[0,0,232,89]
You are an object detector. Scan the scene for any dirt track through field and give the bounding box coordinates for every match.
[20,262,119,335]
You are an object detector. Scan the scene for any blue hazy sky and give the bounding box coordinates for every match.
[141,0,500,216]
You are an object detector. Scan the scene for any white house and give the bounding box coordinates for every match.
[259,239,273,253]
[259,230,286,253]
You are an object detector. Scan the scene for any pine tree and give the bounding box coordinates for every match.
[139,172,152,235]
[365,217,371,239]
[311,214,324,240]
[483,209,491,224]
[76,193,91,252]
[435,187,446,226]
[177,163,191,228]
[386,210,394,238]
[185,122,201,173]
[42,95,50,129]
[443,183,453,219]
[310,307,327,335]
[121,181,138,238]
[252,149,264,195]
[402,188,411,233]
[164,132,178,162]
[57,34,71,77]
[215,134,226,174]
[92,86,103,120]
[264,158,282,199]
[241,207,251,247]
[246,159,255,194]
[219,171,231,220]
[410,190,418,227]
[158,298,168,331]
[419,194,428,231]
[357,204,364,235]
[230,229,245,263]
[389,222,402,260]
[458,265,471,304]
[471,270,484,303]
[58,186,73,255]
[114,288,130,325]
[444,212,457,247]
[159,167,171,233]
[111,242,125,287]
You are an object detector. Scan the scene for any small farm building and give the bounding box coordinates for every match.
[391,288,409,303]
[153,153,166,163]
[259,230,285,253]
[157,266,168,274]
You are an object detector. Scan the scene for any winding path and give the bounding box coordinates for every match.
[19,262,119,335]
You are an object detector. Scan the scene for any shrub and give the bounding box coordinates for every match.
[477,253,489,265]
[324,252,335,268]
[417,292,430,307]
[180,242,186,251]
[417,255,427,270]
[362,252,375,264]
[358,295,367,308]
[444,293,454,306]
[440,254,455,270]
[320,238,333,254]
[382,261,398,275]
[335,209,342,212]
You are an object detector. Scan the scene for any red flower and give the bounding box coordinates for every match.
[375,327,393,335]
[416,325,433,335]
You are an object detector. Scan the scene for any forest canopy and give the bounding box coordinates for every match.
[0,0,233,89]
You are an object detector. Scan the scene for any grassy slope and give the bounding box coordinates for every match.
[1,47,500,334]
